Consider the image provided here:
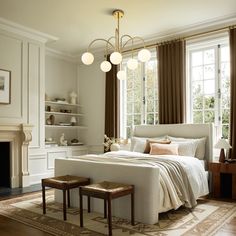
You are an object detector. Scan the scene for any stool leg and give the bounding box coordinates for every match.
[80,189,83,227]
[107,194,112,236]
[104,199,107,218]
[42,185,46,214]
[67,189,70,208]
[63,189,67,221]
[131,191,135,226]
[87,196,90,213]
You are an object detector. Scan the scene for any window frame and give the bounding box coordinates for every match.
[119,50,158,138]
[186,35,230,139]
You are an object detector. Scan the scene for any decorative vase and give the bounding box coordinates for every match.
[70,91,77,105]
[110,143,120,151]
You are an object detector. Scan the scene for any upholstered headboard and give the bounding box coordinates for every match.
[132,123,213,162]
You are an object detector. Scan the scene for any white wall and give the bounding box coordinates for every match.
[45,54,79,144]
[78,60,105,153]
[29,54,81,185]
[0,29,45,148]
[0,22,105,185]
[0,27,45,186]
[45,55,77,101]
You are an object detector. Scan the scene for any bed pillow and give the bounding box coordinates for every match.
[130,136,166,153]
[130,137,147,152]
[176,141,198,157]
[133,139,147,153]
[167,136,206,159]
[150,143,178,155]
[144,138,171,154]
[194,137,207,159]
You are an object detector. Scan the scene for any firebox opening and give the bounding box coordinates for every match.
[0,142,11,188]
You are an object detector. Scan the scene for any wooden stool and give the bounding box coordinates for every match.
[41,175,90,220]
[80,181,135,236]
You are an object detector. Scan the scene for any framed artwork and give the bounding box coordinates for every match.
[0,69,11,104]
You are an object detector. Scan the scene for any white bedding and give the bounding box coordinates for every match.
[55,123,212,224]
[75,150,209,213]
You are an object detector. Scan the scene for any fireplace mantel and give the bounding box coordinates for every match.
[0,123,33,188]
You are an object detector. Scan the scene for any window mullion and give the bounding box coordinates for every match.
[142,63,146,124]
[215,44,221,138]
[188,51,193,123]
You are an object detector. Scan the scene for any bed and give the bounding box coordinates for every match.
[55,123,213,224]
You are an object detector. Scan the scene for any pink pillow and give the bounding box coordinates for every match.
[144,139,171,153]
[150,143,179,155]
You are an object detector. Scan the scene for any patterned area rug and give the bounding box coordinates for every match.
[0,190,236,236]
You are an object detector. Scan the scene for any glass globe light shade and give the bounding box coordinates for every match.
[100,61,112,72]
[110,52,122,65]
[138,49,151,62]
[127,58,138,70]
[117,70,126,80]
[81,52,94,65]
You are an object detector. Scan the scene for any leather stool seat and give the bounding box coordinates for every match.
[80,181,135,236]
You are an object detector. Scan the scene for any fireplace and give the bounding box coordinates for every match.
[0,124,33,188]
[0,142,10,188]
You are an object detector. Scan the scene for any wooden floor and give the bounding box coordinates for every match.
[0,184,52,236]
[0,215,52,236]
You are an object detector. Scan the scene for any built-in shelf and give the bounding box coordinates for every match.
[45,111,84,116]
[45,101,82,107]
[45,125,87,129]
[45,145,87,149]
[45,99,87,154]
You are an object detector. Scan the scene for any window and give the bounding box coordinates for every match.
[120,52,158,138]
[188,37,230,139]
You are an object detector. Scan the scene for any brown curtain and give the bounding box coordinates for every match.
[157,40,186,124]
[229,28,236,159]
[104,58,120,138]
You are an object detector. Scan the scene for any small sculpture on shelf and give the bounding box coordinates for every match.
[70,91,77,104]
[46,115,55,125]
[70,116,77,126]
[60,133,68,146]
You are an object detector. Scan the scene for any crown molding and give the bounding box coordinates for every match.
[0,17,58,43]
[143,12,236,44]
[46,47,104,65]
[46,47,80,63]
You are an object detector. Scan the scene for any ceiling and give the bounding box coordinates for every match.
[0,0,236,56]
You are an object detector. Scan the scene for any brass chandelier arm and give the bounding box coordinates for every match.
[87,38,116,52]
[82,9,151,78]
[120,34,133,48]
[121,36,146,49]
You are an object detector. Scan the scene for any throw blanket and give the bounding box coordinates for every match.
[76,151,209,211]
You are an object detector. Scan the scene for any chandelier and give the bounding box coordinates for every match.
[81,9,151,80]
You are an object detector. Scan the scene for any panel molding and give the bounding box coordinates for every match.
[0,32,24,121]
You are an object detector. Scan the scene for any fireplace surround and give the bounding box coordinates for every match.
[0,124,33,188]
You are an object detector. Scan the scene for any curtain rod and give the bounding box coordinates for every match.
[123,24,236,54]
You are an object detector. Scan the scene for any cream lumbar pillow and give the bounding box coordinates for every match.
[150,143,178,155]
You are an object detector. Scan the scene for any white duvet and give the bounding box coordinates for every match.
[77,150,209,213]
